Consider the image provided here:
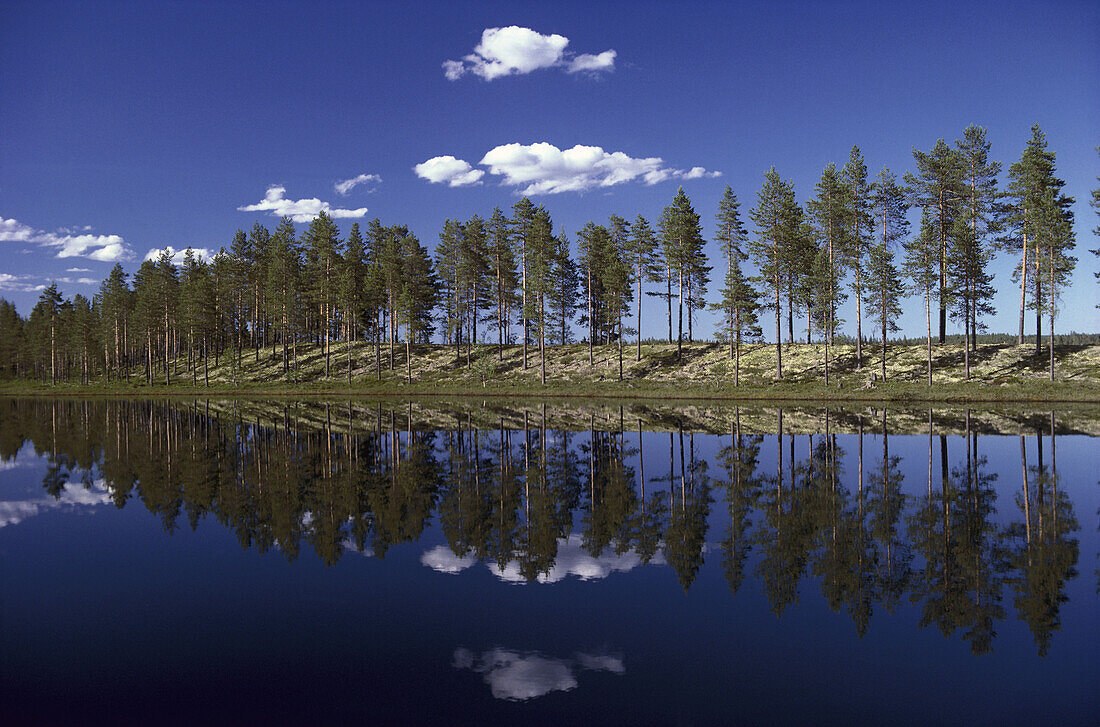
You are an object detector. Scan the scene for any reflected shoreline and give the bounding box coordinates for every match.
[0,398,1087,656]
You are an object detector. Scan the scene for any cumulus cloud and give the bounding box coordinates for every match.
[334,173,382,196]
[444,26,615,81]
[65,267,91,273]
[1,215,133,261]
[449,142,721,195]
[0,217,38,242]
[413,156,485,187]
[144,246,214,264]
[452,647,624,701]
[49,234,131,261]
[237,185,368,224]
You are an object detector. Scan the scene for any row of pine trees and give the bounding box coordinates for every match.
[0,124,1090,386]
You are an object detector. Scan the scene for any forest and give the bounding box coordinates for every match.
[0,124,1094,388]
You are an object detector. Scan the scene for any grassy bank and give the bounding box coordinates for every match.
[2,341,1099,403]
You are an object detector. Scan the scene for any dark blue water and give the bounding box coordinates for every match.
[0,400,1096,725]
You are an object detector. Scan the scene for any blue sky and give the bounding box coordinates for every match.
[1,0,1097,337]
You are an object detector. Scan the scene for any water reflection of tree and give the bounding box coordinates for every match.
[3,399,1085,655]
[1006,418,1079,656]
[718,408,762,596]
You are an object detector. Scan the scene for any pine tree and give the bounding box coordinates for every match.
[863,239,905,382]
[546,232,579,345]
[267,217,301,377]
[843,146,874,367]
[869,169,911,382]
[487,207,519,357]
[302,210,343,377]
[660,187,707,361]
[711,185,759,384]
[627,214,660,360]
[1033,185,1076,379]
[906,139,964,345]
[903,210,939,385]
[511,197,539,369]
[340,222,369,383]
[97,264,130,381]
[1005,124,1067,352]
[155,249,179,385]
[748,168,801,379]
[951,125,1001,378]
[807,165,850,381]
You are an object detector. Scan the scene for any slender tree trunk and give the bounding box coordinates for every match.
[1034,235,1042,355]
[855,266,863,367]
[938,193,947,344]
[587,263,594,365]
[1049,245,1055,381]
[774,273,782,380]
[925,290,932,386]
[666,265,672,343]
[637,258,644,362]
[1018,221,1027,345]
[677,268,683,362]
[618,310,623,381]
[734,306,740,386]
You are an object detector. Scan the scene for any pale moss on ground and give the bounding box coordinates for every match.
[199,339,1100,390]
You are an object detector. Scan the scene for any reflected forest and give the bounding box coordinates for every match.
[2,398,1083,657]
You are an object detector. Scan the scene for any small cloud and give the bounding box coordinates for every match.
[414,156,485,187]
[237,185,368,224]
[567,50,616,74]
[334,173,382,196]
[421,546,478,574]
[65,267,91,273]
[444,26,615,81]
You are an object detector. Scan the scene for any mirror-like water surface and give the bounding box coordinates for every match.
[1,399,1096,725]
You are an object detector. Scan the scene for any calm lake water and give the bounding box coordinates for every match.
[1,398,1096,726]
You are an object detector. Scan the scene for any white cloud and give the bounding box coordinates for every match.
[0,217,38,242]
[1,215,133,261]
[444,26,615,81]
[0,273,38,292]
[50,234,131,261]
[144,246,214,265]
[65,267,91,273]
[334,173,382,196]
[452,647,624,701]
[237,185,368,224]
[413,156,485,187]
[468,142,720,195]
[56,276,99,285]
[567,50,617,74]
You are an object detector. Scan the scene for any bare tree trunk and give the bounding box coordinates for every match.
[1018,222,1027,344]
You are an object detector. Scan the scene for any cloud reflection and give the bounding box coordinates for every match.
[0,478,111,527]
[453,647,624,701]
[422,533,665,583]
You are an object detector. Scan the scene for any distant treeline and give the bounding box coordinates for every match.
[1,124,1095,386]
